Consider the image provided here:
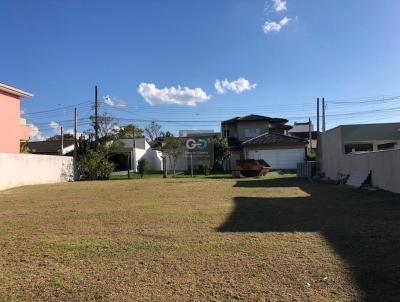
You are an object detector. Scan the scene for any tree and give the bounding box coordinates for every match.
[47,133,74,141]
[137,158,148,178]
[78,149,114,180]
[116,124,144,139]
[144,121,162,142]
[89,112,119,141]
[161,137,185,176]
[210,135,230,170]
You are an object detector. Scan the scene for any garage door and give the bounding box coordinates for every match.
[248,148,305,170]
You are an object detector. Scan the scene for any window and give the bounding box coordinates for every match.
[344,143,373,154]
[244,128,260,138]
[378,142,396,150]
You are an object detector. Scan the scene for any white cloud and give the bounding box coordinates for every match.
[49,121,61,134]
[214,78,257,95]
[28,124,47,141]
[273,0,287,12]
[137,83,211,106]
[263,16,290,33]
[103,95,127,107]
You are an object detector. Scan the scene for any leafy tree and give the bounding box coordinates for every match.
[144,121,163,142]
[20,142,31,153]
[89,112,119,141]
[78,149,114,180]
[164,131,174,138]
[161,137,185,176]
[116,124,144,139]
[138,158,148,178]
[210,135,230,169]
[198,162,211,176]
[47,133,75,141]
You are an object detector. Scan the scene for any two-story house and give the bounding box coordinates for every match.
[0,82,32,153]
[221,114,307,170]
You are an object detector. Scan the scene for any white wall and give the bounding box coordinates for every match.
[0,153,74,191]
[118,139,163,172]
[320,129,400,194]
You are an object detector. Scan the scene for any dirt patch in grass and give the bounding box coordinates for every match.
[0,176,399,301]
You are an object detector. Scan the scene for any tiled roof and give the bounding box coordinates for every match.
[222,114,288,124]
[25,140,74,153]
[242,132,307,146]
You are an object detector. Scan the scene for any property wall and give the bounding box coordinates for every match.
[0,91,26,153]
[320,129,400,194]
[0,153,74,191]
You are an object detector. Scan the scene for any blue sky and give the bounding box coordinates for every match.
[1,0,400,139]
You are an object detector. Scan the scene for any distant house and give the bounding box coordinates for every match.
[320,123,400,194]
[325,123,400,154]
[289,121,318,152]
[25,140,75,155]
[0,82,32,153]
[178,129,214,137]
[221,114,307,170]
[110,138,163,172]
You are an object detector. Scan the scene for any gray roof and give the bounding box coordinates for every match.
[339,123,400,142]
[25,140,74,153]
[222,114,288,124]
[242,132,307,146]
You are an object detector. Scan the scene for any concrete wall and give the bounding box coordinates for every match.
[0,153,74,191]
[320,129,400,193]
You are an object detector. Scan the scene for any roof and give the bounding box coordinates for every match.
[290,131,318,140]
[294,121,311,125]
[0,82,33,98]
[222,114,288,124]
[333,123,400,142]
[242,132,307,146]
[25,140,74,153]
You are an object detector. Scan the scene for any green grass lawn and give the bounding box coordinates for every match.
[0,175,399,301]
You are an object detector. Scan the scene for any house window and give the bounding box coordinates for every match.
[244,128,260,138]
[344,143,373,154]
[378,142,396,150]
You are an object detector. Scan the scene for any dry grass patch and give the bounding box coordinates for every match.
[0,176,399,301]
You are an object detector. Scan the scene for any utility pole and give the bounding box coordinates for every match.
[132,125,136,172]
[60,126,64,156]
[73,108,78,180]
[190,151,194,178]
[317,98,320,133]
[127,153,131,179]
[94,85,99,147]
[322,97,326,132]
[308,117,312,153]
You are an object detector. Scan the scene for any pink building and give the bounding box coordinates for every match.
[0,83,33,153]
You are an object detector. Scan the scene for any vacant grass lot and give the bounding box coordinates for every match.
[0,176,399,301]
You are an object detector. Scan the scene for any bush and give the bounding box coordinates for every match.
[198,162,211,176]
[78,150,114,180]
[138,158,148,178]
[306,152,317,161]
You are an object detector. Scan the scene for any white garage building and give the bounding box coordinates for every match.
[241,132,307,170]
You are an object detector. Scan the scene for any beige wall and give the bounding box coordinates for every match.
[224,121,270,141]
[0,153,74,191]
[237,121,269,141]
[320,129,400,194]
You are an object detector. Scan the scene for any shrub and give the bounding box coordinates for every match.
[78,150,114,180]
[198,162,211,176]
[138,158,148,178]
[306,152,317,161]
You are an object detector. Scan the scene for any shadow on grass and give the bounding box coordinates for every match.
[218,178,400,302]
